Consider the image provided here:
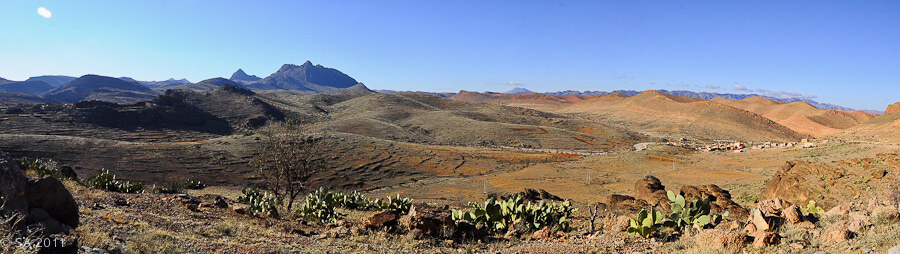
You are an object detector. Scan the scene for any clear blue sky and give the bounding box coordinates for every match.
[1,1,898,110]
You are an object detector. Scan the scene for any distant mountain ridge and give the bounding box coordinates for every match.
[504,87,534,94]
[245,61,370,93]
[542,89,869,112]
[43,74,159,103]
[230,69,261,84]
[120,77,192,88]
[25,76,76,87]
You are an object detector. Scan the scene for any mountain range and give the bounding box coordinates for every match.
[120,77,192,88]
[0,61,369,104]
[0,64,877,114]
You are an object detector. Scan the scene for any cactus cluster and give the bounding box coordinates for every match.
[182,179,207,190]
[237,188,279,215]
[18,157,67,180]
[626,190,729,238]
[296,188,343,224]
[801,200,824,215]
[627,207,664,238]
[451,195,575,234]
[296,188,414,224]
[83,169,146,194]
[662,190,726,232]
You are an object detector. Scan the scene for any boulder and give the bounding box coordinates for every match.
[606,194,648,212]
[603,215,631,232]
[634,175,669,208]
[531,227,551,240]
[749,208,781,232]
[407,204,451,236]
[0,153,81,253]
[757,198,793,217]
[694,229,748,251]
[749,231,781,247]
[846,212,872,233]
[679,184,748,219]
[363,211,399,230]
[782,205,804,224]
[0,154,28,218]
[826,203,851,217]
[823,224,852,243]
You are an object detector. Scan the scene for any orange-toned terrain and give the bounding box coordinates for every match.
[839,103,900,143]
[711,96,874,137]
[453,90,806,141]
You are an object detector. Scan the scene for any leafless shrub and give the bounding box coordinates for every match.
[250,119,327,211]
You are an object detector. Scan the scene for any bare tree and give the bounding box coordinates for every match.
[250,120,326,211]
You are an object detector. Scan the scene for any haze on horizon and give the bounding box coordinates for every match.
[0,1,897,110]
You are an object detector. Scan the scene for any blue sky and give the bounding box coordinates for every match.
[1,1,898,110]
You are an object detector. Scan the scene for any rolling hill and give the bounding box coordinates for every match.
[0,80,55,95]
[0,92,54,105]
[452,90,807,141]
[838,102,900,143]
[42,75,159,103]
[710,97,874,137]
[301,92,648,151]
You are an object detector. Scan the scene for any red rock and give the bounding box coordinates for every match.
[749,231,781,247]
[695,229,748,250]
[886,102,900,114]
[532,227,551,240]
[824,224,851,243]
[363,211,400,230]
[634,175,669,208]
[826,203,851,217]
[782,205,803,224]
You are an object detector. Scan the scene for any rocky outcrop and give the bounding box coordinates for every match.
[406,204,452,237]
[606,194,647,213]
[363,211,399,231]
[601,175,745,216]
[886,102,900,114]
[679,184,748,219]
[634,175,669,208]
[761,156,900,208]
[0,153,80,253]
